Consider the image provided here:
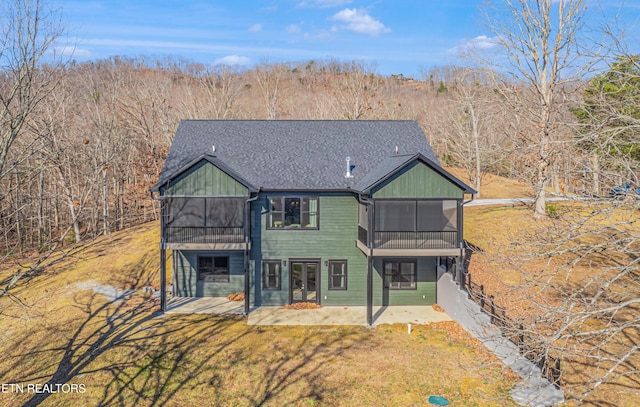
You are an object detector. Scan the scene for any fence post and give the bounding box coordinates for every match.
[519,324,525,352]
[489,295,495,324]
[480,285,485,309]
[466,273,472,299]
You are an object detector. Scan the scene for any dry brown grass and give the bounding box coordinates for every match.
[464,200,640,406]
[0,221,517,407]
[445,167,535,199]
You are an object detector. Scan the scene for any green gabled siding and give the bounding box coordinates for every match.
[174,250,245,297]
[164,160,248,196]
[372,257,437,305]
[250,193,368,306]
[372,161,462,199]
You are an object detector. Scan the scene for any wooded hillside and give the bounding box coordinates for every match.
[4,56,636,256]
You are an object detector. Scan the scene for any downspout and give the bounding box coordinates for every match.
[364,193,374,327]
[458,193,475,285]
[357,191,375,326]
[159,197,167,313]
[150,181,171,314]
[244,191,260,315]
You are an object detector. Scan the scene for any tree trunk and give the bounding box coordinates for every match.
[469,103,482,198]
[56,166,82,243]
[534,136,551,219]
[591,152,600,196]
[102,168,109,235]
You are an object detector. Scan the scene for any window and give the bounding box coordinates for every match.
[262,260,282,290]
[384,259,417,290]
[198,256,229,282]
[166,197,244,227]
[328,260,347,290]
[268,196,318,229]
[375,200,416,231]
[374,199,458,232]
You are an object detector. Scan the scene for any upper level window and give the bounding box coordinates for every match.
[268,196,318,229]
[375,199,458,232]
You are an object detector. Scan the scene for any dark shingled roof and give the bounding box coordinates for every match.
[154,120,449,192]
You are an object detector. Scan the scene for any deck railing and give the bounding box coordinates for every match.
[358,226,368,246]
[373,231,458,250]
[165,226,244,244]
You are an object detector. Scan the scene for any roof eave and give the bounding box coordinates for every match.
[360,153,475,195]
[153,154,258,194]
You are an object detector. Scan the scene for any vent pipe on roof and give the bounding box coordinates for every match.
[212,145,216,154]
[345,156,354,178]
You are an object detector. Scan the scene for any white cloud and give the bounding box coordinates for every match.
[214,55,251,66]
[330,8,390,36]
[53,45,92,58]
[248,24,263,33]
[448,35,500,54]
[287,24,302,33]
[299,0,352,8]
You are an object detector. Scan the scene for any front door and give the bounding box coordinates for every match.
[290,261,318,303]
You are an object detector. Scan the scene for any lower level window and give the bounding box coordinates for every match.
[384,259,417,290]
[262,260,282,290]
[198,256,229,282]
[328,260,347,290]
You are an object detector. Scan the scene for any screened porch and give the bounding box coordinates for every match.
[358,199,461,251]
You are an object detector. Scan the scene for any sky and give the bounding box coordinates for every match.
[60,0,640,78]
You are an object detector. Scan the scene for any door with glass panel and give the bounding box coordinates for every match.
[290,261,318,303]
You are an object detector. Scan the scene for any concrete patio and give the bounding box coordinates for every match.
[248,305,453,326]
[164,296,453,326]
[166,296,244,315]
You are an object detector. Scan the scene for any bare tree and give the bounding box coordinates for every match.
[253,62,286,119]
[480,0,594,217]
[0,0,68,297]
[0,0,64,181]
[430,67,507,197]
[330,61,381,119]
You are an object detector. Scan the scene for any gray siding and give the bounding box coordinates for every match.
[174,250,245,297]
[250,193,368,306]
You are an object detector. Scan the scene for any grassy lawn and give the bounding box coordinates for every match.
[4,172,633,406]
[0,222,517,407]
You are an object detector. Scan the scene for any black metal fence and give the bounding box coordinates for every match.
[165,226,244,244]
[463,272,562,387]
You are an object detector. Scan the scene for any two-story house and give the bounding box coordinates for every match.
[151,120,474,325]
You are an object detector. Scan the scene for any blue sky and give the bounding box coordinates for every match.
[61,0,640,78]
